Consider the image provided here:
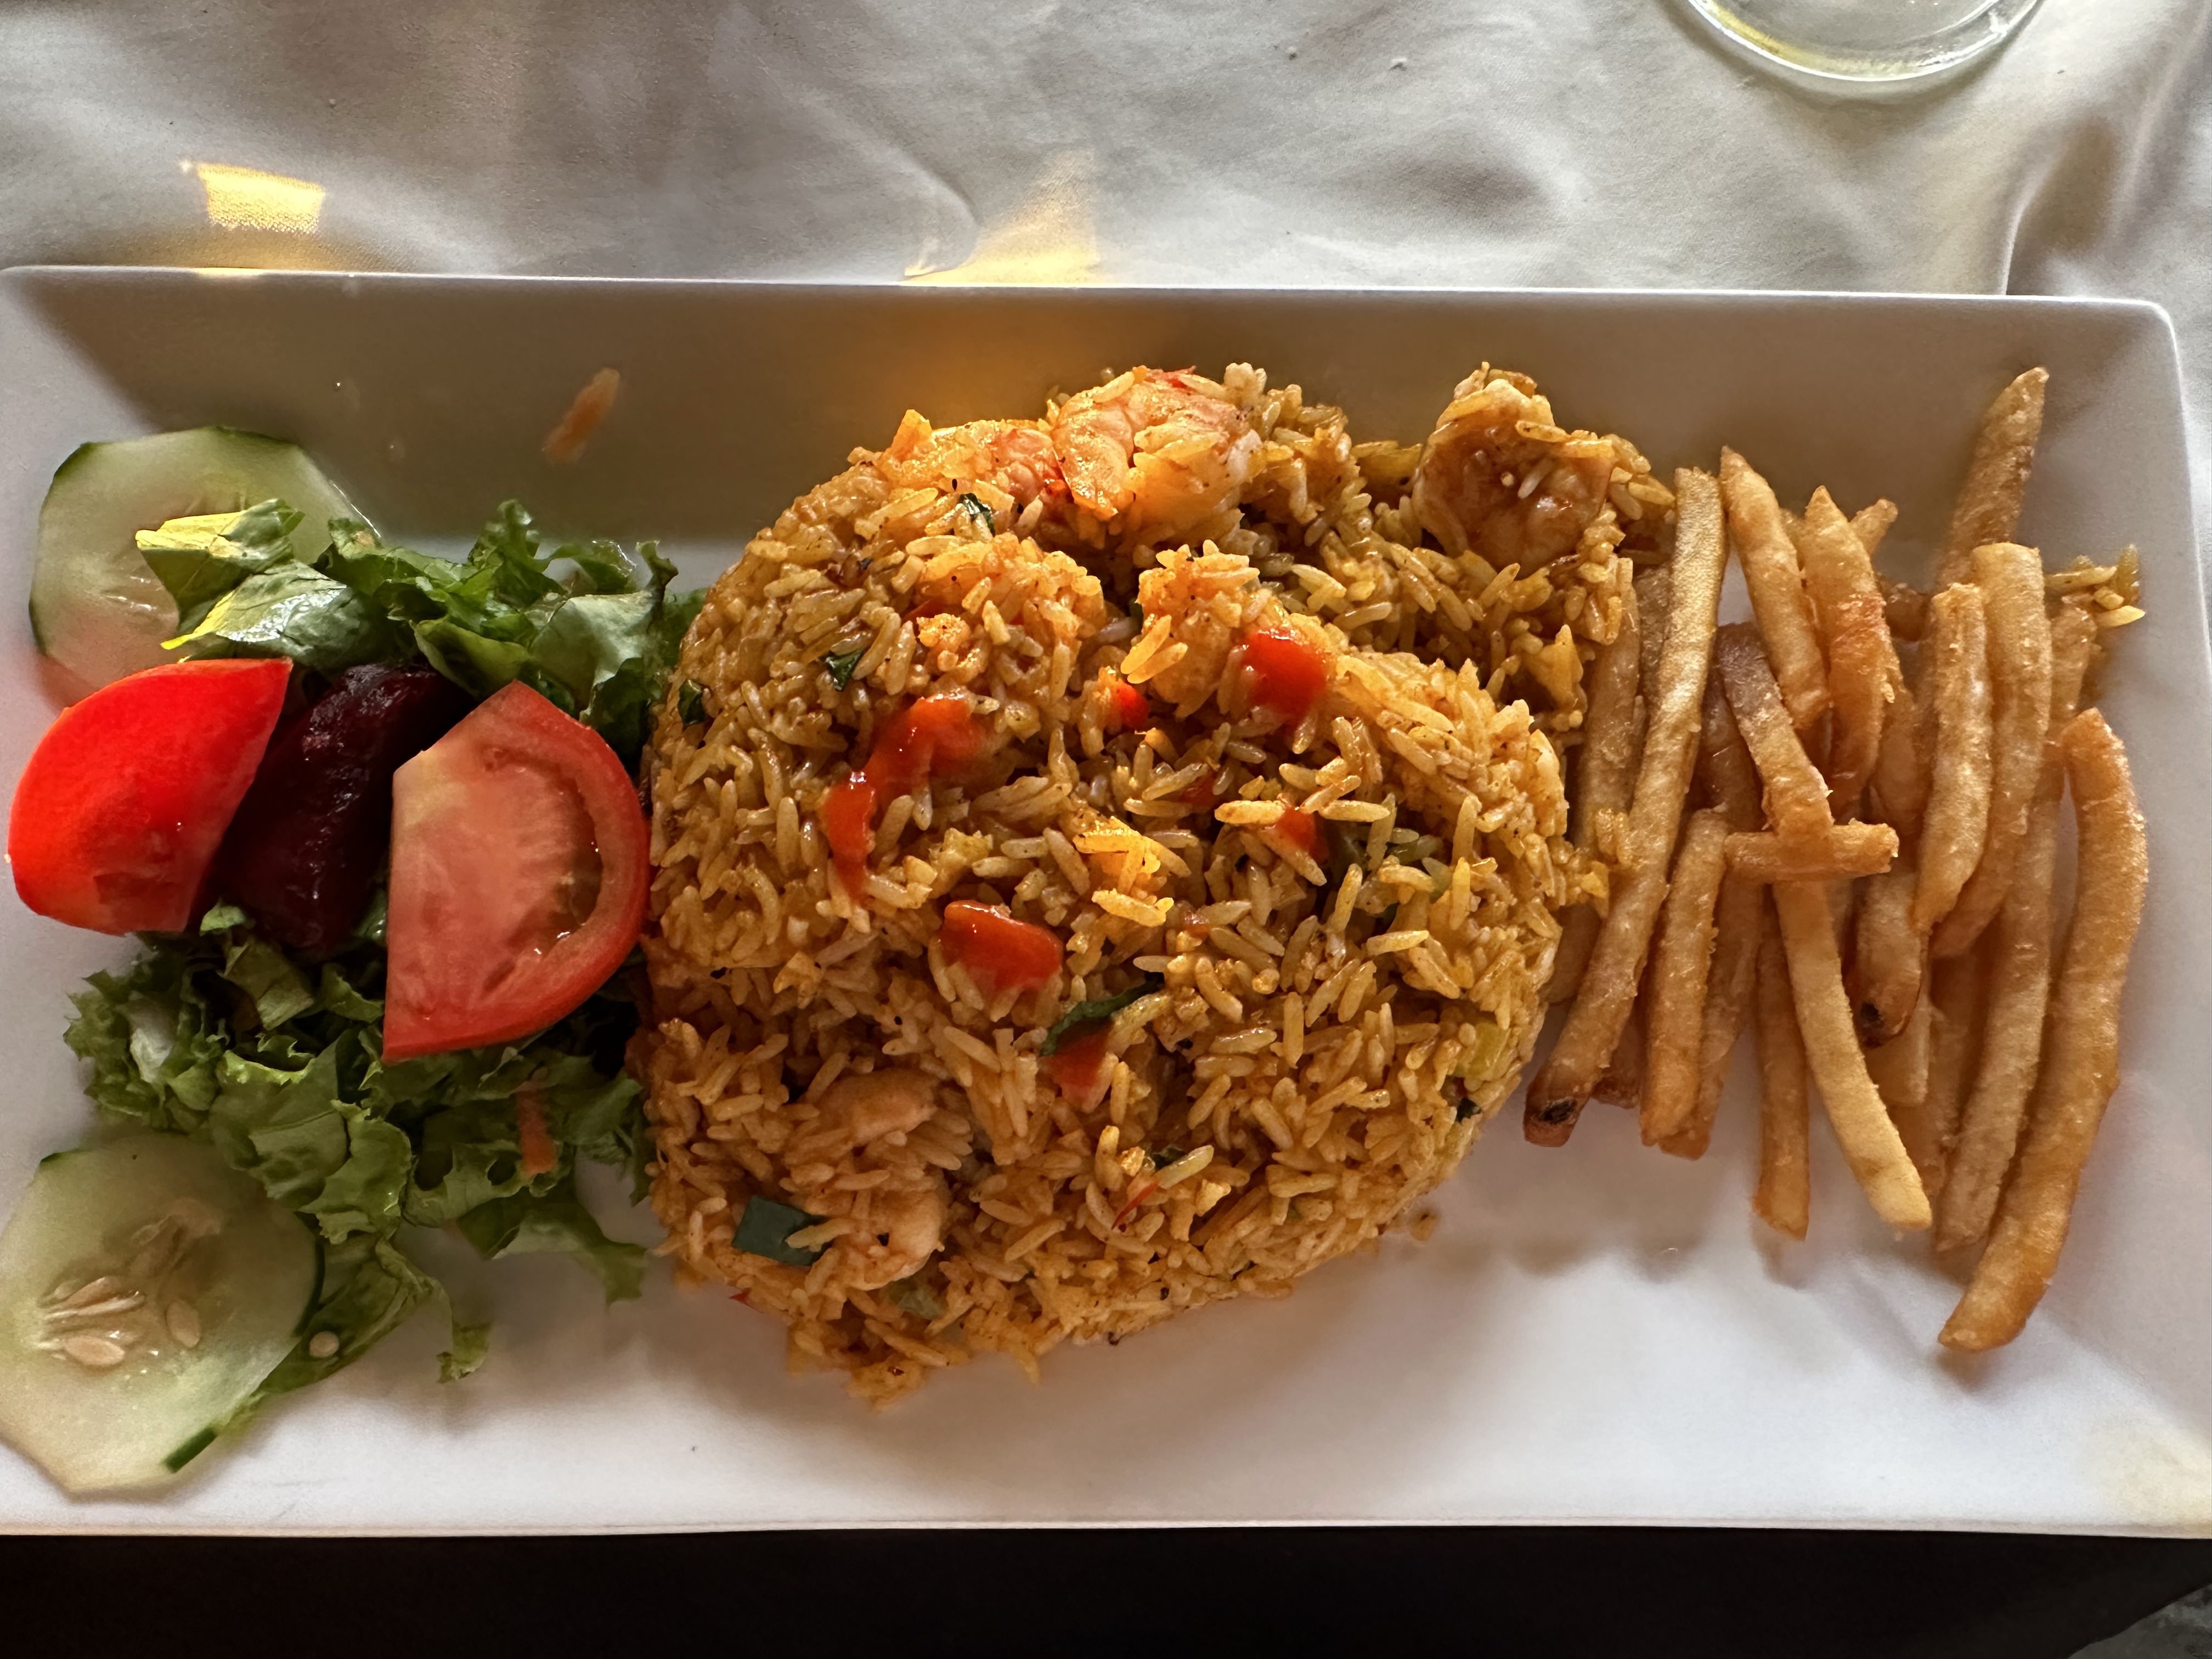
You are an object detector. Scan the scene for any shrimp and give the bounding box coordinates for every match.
[782,1068,958,1290]
[878,413,1066,509]
[787,1068,939,1163]
[1410,369,1633,571]
[844,1185,946,1290]
[1049,368,1260,546]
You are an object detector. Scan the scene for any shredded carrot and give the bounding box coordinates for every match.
[542,367,622,464]
[1113,1178,1160,1230]
[515,1082,557,1178]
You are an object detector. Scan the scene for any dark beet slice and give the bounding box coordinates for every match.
[215,665,470,956]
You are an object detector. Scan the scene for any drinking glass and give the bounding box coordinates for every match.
[1684,0,2048,86]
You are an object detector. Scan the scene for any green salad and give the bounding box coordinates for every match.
[0,429,695,1493]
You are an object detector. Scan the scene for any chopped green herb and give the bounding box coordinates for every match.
[199,901,250,935]
[883,1273,944,1321]
[1129,601,1144,630]
[1152,1146,1186,1167]
[821,645,867,691]
[677,679,707,726]
[735,1195,823,1266]
[955,492,996,529]
[1042,975,1163,1055]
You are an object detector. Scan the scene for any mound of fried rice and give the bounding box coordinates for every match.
[636,363,1671,1402]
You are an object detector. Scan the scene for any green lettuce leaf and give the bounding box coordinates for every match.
[66,920,650,1397]
[232,1234,488,1419]
[166,561,400,675]
[65,955,226,1133]
[454,1184,645,1302]
[136,500,304,631]
[219,932,317,1030]
[143,495,698,765]
[208,1042,413,1240]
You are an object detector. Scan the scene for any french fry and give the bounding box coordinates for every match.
[1931,605,2097,1251]
[1771,881,1931,1229]
[1716,625,1833,837]
[1919,940,1991,1204]
[1869,678,1929,841]
[1722,449,1829,729]
[1850,499,1899,559]
[1637,566,1671,706]
[1850,862,1923,1042]
[1936,369,2048,589]
[1666,887,1759,1162]
[1641,811,1731,1147]
[1751,898,1810,1239]
[1941,710,2146,1351]
[1725,822,1898,883]
[1909,585,1993,936]
[1931,545,2055,958]
[1867,988,1933,1112]
[1792,487,1898,811]
[1549,579,1645,1003]
[2046,603,2100,737]
[1697,676,1763,829]
[1658,684,1767,1159]
[1593,997,1645,1109]
[1526,468,1726,1144]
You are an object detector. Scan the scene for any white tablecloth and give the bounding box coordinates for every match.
[2,2,2204,523]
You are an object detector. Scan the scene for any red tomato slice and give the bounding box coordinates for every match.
[940,899,1063,996]
[9,658,290,934]
[383,682,647,1060]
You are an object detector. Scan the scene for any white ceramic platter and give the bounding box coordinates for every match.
[0,268,2204,1534]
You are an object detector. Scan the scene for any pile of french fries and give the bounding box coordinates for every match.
[1527,370,2150,1352]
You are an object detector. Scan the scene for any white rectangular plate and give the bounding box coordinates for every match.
[0,269,2204,1535]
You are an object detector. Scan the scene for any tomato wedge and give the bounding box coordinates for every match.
[383,682,647,1060]
[9,658,290,934]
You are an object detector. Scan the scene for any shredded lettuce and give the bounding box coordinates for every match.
[67,901,650,1398]
[149,498,698,766]
[45,489,694,1448]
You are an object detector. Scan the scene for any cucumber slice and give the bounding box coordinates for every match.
[0,1133,319,1494]
[30,429,361,691]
